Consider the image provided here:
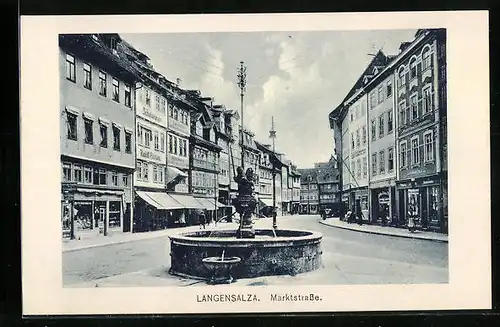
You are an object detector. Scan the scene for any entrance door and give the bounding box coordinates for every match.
[123,203,131,232]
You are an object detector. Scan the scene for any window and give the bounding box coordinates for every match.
[362,125,367,144]
[196,121,203,135]
[100,123,108,146]
[356,129,360,147]
[351,133,355,149]
[388,147,394,171]
[154,131,159,150]
[387,111,393,133]
[351,161,355,177]
[410,94,419,120]
[62,163,72,182]
[112,78,119,102]
[145,89,151,106]
[144,129,151,148]
[410,57,417,79]
[350,112,354,121]
[155,96,162,112]
[399,101,407,125]
[422,47,432,70]
[371,119,376,141]
[400,141,407,168]
[386,80,392,97]
[378,86,384,104]
[423,86,433,114]
[370,92,376,109]
[99,71,107,96]
[159,166,164,183]
[125,131,132,153]
[168,134,173,153]
[111,171,118,186]
[83,63,92,89]
[65,53,76,82]
[124,84,131,107]
[84,119,93,144]
[113,126,120,151]
[123,174,129,186]
[372,153,377,175]
[84,166,92,184]
[66,112,77,140]
[362,157,367,177]
[109,37,117,51]
[73,164,82,183]
[160,98,166,113]
[357,159,361,178]
[142,163,149,181]
[379,115,385,138]
[160,133,165,152]
[424,131,434,162]
[136,162,143,181]
[379,150,385,174]
[182,139,188,156]
[153,165,158,183]
[173,137,178,155]
[99,168,107,185]
[398,67,406,88]
[411,137,420,165]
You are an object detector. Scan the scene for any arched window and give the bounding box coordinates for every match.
[422,46,432,70]
[398,66,406,88]
[410,57,418,79]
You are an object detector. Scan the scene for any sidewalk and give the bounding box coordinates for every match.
[319,218,448,243]
[62,222,235,252]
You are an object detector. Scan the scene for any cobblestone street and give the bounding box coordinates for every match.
[63,215,448,287]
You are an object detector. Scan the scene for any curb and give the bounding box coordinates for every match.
[62,233,172,253]
[318,220,448,243]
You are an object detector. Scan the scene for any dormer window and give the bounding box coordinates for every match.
[110,37,117,51]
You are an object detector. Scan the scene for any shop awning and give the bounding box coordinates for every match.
[136,191,184,210]
[195,197,215,210]
[169,194,204,209]
[259,198,274,207]
[76,188,124,195]
[166,166,188,184]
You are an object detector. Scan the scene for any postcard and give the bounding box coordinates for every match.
[20,11,490,315]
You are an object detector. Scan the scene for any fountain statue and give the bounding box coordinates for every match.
[233,166,258,239]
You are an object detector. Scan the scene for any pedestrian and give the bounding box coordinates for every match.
[407,203,416,233]
[199,211,206,229]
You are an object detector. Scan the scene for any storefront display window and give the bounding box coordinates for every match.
[109,201,121,228]
[74,202,92,230]
[361,196,368,210]
[429,186,439,222]
[407,189,420,217]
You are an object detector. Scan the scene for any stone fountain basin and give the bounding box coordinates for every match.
[169,229,323,280]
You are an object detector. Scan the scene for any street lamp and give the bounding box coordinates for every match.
[270,116,277,230]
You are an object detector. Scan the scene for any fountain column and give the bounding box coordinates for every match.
[234,166,256,239]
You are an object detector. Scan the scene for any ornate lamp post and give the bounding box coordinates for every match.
[270,116,277,229]
[233,61,256,238]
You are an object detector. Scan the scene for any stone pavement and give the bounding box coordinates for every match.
[319,218,448,243]
[62,218,275,252]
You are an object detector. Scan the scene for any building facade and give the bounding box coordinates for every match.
[394,29,447,232]
[329,29,447,233]
[366,68,397,224]
[59,34,139,239]
[298,168,319,214]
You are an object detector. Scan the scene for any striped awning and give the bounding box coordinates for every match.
[136,191,184,210]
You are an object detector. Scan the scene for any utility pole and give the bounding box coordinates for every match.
[237,61,247,168]
[269,116,277,229]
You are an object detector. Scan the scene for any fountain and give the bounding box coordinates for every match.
[169,166,323,283]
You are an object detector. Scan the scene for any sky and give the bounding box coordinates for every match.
[121,29,417,168]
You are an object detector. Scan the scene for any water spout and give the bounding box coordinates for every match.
[221,250,225,261]
[272,228,277,237]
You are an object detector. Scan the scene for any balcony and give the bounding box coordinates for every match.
[421,67,433,84]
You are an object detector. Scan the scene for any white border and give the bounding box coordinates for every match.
[21,11,490,315]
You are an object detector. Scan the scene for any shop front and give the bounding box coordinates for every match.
[396,174,445,233]
[370,181,396,225]
[348,187,369,222]
[61,184,127,239]
[134,191,186,232]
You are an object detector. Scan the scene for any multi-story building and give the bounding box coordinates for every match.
[365,57,397,224]
[330,51,391,221]
[188,91,223,223]
[329,29,447,233]
[132,59,170,232]
[298,168,319,214]
[255,142,276,216]
[315,159,341,214]
[59,34,139,238]
[290,166,301,214]
[393,29,447,232]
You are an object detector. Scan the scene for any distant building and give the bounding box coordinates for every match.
[59,33,140,238]
[298,168,319,214]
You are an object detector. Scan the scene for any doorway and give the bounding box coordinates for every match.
[94,201,106,232]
